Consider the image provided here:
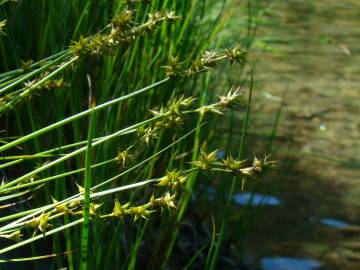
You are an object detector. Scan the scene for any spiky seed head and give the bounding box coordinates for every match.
[51,196,73,214]
[152,192,177,213]
[139,126,159,145]
[225,43,247,66]
[28,212,52,236]
[163,55,184,77]
[157,170,188,189]
[89,203,102,217]
[111,9,134,29]
[195,105,223,120]
[0,230,23,242]
[130,204,155,222]
[193,150,218,170]
[75,182,85,193]
[38,213,52,232]
[112,198,130,218]
[117,148,131,168]
[222,156,246,171]
[20,60,33,72]
[239,166,254,176]
[218,87,245,108]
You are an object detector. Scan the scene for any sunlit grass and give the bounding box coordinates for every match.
[0,1,273,269]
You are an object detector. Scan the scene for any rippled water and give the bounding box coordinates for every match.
[261,257,321,270]
[225,0,360,269]
[233,192,281,206]
[320,218,350,229]
[214,0,360,268]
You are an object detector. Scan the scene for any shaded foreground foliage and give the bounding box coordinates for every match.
[0,1,273,269]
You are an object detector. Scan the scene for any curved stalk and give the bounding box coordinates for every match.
[0,77,169,152]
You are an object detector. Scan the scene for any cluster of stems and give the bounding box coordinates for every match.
[0,149,275,247]
[0,8,180,114]
[0,2,275,260]
[0,168,187,239]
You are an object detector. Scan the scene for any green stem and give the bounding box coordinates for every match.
[0,56,79,114]
[0,130,134,170]
[0,52,71,94]
[1,159,117,193]
[208,70,254,270]
[0,50,69,80]
[0,126,201,233]
[0,77,169,153]
[0,116,163,191]
[80,108,96,269]
[0,218,84,255]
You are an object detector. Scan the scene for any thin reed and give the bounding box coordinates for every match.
[0,1,273,269]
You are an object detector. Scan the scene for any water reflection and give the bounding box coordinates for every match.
[261,257,321,270]
[233,192,281,206]
[216,149,226,159]
[320,218,350,228]
[207,187,216,201]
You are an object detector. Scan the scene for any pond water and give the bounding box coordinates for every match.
[225,0,360,269]
[261,257,321,270]
[233,192,281,206]
[320,218,350,229]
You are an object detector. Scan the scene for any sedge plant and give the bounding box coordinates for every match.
[0,1,274,269]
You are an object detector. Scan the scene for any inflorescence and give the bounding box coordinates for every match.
[163,44,247,78]
[70,10,181,57]
[0,147,275,240]
[138,88,244,144]
[0,5,276,256]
